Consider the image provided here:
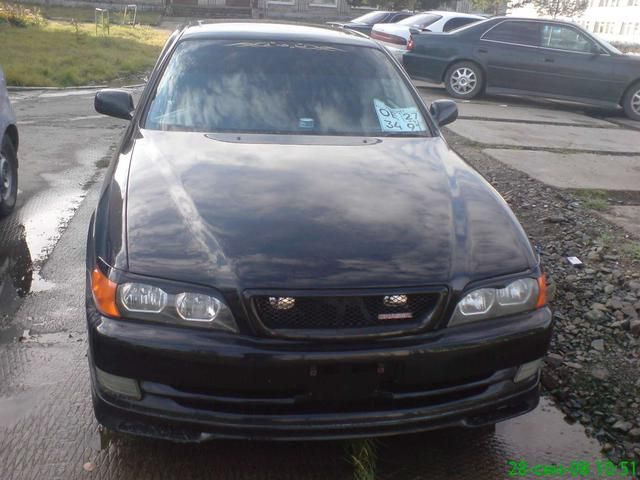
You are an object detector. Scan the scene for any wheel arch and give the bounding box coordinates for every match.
[4,124,19,159]
[619,78,640,107]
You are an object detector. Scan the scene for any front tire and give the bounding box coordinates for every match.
[622,82,640,121]
[0,135,18,218]
[445,61,484,100]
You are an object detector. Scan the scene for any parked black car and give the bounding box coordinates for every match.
[87,23,551,442]
[327,10,412,36]
[403,17,640,120]
[0,67,19,217]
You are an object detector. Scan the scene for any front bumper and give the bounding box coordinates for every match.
[87,304,552,442]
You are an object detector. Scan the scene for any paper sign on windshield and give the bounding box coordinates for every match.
[374,99,426,133]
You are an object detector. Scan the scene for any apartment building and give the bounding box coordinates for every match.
[573,0,640,43]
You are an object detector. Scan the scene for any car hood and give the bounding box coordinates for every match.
[125,130,536,290]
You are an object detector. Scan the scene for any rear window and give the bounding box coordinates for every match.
[144,40,431,137]
[398,13,442,29]
[443,17,481,32]
[351,11,389,24]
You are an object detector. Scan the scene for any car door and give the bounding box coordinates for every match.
[536,23,618,103]
[478,20,546,93]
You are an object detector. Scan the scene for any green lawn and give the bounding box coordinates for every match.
[0,21,169,86]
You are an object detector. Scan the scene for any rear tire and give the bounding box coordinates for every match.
[444,61,484,100]
[0,135,18,218]
[622,82,640,121]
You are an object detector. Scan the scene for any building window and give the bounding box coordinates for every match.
[310,0,337,6]
[268,0,295,4]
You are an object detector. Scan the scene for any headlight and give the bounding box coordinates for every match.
[114,281,238,333]
[120,283,167,313]
[176,292,220,322]
[449,277,544,327]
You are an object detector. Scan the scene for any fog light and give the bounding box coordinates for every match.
[95,366,142,400]
[514,358,543,383]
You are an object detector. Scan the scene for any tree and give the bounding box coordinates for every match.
[345,0,443,11]
[470,0,508,15]
[532,0,588,18]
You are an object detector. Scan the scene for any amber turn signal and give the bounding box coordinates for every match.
[536,274,548,309]
[91,267,120,318]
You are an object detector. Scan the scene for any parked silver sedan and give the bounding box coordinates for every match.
[0,67,19,217]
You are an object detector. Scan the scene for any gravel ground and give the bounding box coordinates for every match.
[446,129,640,464]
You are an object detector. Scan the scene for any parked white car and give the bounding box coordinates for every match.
[371,11,484,60]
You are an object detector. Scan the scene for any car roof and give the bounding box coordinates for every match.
[180,22,376,47]
[411,11,485,19]
[489,16,575,24]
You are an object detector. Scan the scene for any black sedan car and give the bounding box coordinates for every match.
[87,23,551,441]
[403,17,640,120]
[327,10,411,36]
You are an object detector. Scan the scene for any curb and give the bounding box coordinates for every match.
[7,83,145,92]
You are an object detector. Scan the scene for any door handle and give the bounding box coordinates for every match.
[544,57,555,63]
[478,48,488,53]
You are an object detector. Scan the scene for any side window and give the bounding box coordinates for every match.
[541,24,594,52]
[443,17,479,32]
[482,21,542,46]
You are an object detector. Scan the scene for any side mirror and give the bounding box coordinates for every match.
[95,89,134,121]
[590,44,602,55]
[429,99,458,127]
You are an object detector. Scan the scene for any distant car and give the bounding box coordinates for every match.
[88,23,552,442]
[327,10,412,36]
[403,17,640,120]
[0,67,19,217]
[371,11,484,60]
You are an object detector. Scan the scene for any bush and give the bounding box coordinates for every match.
[610,40,640,55]
[0,2,46,27]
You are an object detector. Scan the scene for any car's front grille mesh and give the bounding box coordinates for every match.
[252,293,440,333]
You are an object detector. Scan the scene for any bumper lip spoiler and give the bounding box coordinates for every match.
[91,364,540,442]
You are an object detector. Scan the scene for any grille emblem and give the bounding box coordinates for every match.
[383,295,408,307]
[268,296,295,310]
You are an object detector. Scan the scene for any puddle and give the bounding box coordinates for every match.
[0,146,101,324]
[38,90,99,99]
[378,397,608,479]
[0,221,34,323]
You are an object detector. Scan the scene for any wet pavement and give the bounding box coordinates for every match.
[0,88,623,480]
[0,88,127,326]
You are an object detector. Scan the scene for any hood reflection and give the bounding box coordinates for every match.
[124,131,535,290]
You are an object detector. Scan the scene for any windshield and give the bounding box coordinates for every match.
[351,11,388,24]
[145,40,431,137]
[398,13,442,28]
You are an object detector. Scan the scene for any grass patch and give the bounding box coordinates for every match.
[624,242,640,260]
[347,439,378,480]
[595,232,612,246]
[0,20,169,86]
[575,189,609,211]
